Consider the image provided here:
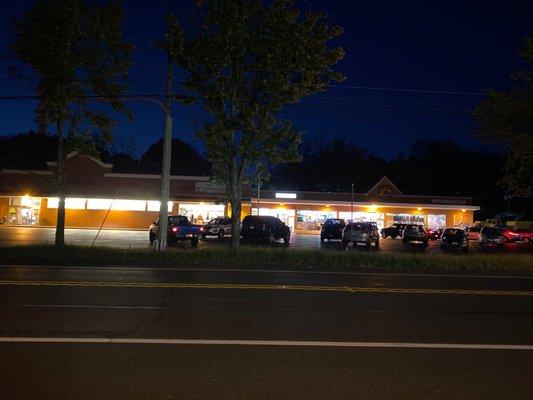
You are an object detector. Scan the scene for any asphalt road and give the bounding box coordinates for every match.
[1,226,530,254]
[0,265,532,399]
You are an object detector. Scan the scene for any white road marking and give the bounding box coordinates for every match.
[1,264,532,280]
[0,337,532,350]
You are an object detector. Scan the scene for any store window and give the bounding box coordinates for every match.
[252,207,295,230]
[296,210,337,231]
[427,214,446,229]
[339,211,385,230]
[7,196,41,225]
[179,203,225,225]
[147,201,174,212]
[387,213,425,225]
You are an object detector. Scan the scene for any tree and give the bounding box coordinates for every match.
[474,37,533,198]
[140,138,211,175]
[168,0,344,247]
[12,0,132,246]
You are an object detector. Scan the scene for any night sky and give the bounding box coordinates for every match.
[1,0,532,159]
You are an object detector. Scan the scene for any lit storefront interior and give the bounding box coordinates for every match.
[1,196,42,225]
[178,203,225,225]
[252,207,297,230]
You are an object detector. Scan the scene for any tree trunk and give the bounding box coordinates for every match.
[230,199,241,249]
[229,163,242,249]
[54,121,66,247]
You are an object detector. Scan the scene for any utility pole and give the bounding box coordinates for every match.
[350,182,354,244]
[157,52,174,251]
[257,173,261,216]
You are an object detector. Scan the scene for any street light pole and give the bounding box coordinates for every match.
[157,53,174,251]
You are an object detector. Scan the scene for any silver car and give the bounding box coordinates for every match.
[202,217,232,239]
[342,222,380,249]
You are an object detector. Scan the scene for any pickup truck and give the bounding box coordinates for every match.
[149,215,204,247]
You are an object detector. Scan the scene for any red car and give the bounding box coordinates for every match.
[514,229,532,245]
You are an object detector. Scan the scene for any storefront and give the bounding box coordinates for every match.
[1,196,42,225]
[0,153,479,231]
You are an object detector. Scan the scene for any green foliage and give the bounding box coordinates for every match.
[166,0,344,246]
[11,0,132,152]
[474,37,533,197]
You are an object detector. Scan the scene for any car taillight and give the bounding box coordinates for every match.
[171,226,179,233]
[200,227,204,232]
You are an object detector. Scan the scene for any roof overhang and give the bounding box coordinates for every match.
[252,198,480,211]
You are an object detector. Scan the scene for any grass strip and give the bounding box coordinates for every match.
[0,245,532,272]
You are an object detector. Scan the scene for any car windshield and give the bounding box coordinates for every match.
[346,223,369,231]
[482,227,502,235]
[169,216,189,225]
[327,219,344,225]
[445,229,464,236]
[469,227,481,232]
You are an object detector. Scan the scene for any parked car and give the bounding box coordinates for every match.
[401,224,429,246]
[202,216,232,239]
[380,223,406,239]
[342,222,380,249]
[478,227,504,246]
[241,215,291,244]
[149,215,204,247]
[427,228,442,240]
[466,226,482,241]
[514,229,532,244]
[440,228,468,250]
[320,218,346,242]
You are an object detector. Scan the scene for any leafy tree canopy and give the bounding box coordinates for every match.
[474,37,533,197]
[167,0,344,246]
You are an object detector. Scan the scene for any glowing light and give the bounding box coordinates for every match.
[21,195,32,207]
[417,207,422,211]
[367,204,378,212]
[275,193,297,199]
[279,203,285,206]
[147,201,174,212]
[461,209,466,213]
[325,204,330,207]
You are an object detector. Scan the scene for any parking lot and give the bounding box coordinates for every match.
[0,226,530,254]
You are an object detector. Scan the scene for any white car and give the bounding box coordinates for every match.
[202,217,232,239]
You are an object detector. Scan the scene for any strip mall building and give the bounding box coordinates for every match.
[0,152,478,233]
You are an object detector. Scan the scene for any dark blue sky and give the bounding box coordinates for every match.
[1,0,531,159]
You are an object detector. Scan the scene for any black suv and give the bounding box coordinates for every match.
[320,218,346,242]
[381,223,406,239]
[440,228,468,250]
[241,215,291,244]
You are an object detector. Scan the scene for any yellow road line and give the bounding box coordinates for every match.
[0,280,532,296]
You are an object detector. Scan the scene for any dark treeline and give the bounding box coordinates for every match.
[1,131,520,218]
[269,137,504,197]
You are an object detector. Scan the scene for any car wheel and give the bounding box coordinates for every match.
[191,238,199,247]
[402,239,408,244]
[218,229,225,239]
